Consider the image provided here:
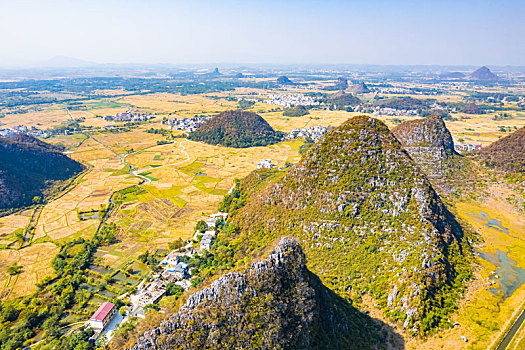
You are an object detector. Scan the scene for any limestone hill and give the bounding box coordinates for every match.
[277,76,293,85]
[230,116,472,334]
[348,81,370,93]
[475,126,525,173]
[469,66,499,81]
[329,91,361,109]
[392,115,458,179]
[0,134,84,213]
[187,110,283,148]
[129,238,388,350]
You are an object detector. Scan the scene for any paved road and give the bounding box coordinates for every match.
[495,308,525,350]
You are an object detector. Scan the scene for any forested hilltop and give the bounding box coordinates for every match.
[187,110,283,148]
[474,126,525,173]
[0,134,85,213]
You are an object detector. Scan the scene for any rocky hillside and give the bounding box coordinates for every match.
[0,134,84,212]
[187,110,283,148]
[348,81,370,93]
[128,238,386,350]
[392,115,460,180]
[475,126,525,173]
[231,116,472,334]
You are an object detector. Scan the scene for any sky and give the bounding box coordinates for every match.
[0,0,524,67]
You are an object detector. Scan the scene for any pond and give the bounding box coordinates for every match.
[478,249,525,299]
[98,289,118,299]
[81,211,100,220]
[88,264,114,275]
[113,271,137,286]
[476,211,510,234]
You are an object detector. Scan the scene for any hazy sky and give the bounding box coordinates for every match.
[1,0,524,66]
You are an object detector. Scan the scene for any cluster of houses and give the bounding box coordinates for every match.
[370,106,419,117]
[193,212,228,251]
[372,87,411,94]
[257,159,275,169]
[0,125,50,138]
[454,143,482,152]
[127,212,227,317]
[129,254,191,318]
[103,111,154,122]
[285,125,327,142]
[86,211,229,341]
[266,93,320,107]
[161,116,209,132]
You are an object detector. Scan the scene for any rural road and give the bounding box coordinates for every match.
[140,140,191,172]
[89,135,151,184]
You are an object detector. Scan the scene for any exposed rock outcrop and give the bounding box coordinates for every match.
[129,238,386,350]
[392,115,457,180]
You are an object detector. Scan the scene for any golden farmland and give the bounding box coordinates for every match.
[1,86,524,350]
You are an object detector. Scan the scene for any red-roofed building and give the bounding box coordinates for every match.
[89,302,116,330]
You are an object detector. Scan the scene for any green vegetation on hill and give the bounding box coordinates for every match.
[374,96,430,110]
[228,116,473,335]
[187,110,283,148]
[0,134,85,214]
[474,126,525,173]
[328,91,361,110]
[283,105,309,117]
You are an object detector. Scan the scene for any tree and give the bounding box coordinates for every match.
[195,220,207,233]
[96,333,108,348]
[143,303,160,312]
[168,238,184,251]
[7,263,22,275]
[32,196,42,204]
[165,282,184,298]
[119,306,127,316]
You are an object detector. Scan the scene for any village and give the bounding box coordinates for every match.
[285,125,327,142]
[161,115,209,132]
[266,93,321,107]
[0,124,49,138]
[103,110,155,122]
[82,211,229,342]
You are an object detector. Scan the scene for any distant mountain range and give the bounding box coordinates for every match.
[35,55,97,68]
[439,66,501,81]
